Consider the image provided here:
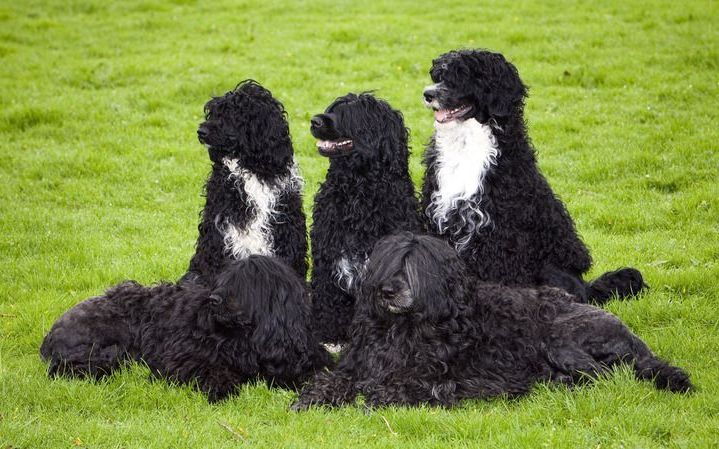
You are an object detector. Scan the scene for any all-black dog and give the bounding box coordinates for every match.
[182,80,307,285]
[292,233,691,410]
[309,93,423,343]
[421,49,644,304]
[41,256,330,402]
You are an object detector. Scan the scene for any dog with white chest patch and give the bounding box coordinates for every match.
[181,80,308,286]
[309,93,423,344]
[421,49,645,304]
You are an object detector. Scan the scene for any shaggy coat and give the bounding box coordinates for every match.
[293,233,691,409]
[309,93,423,343]
[41,256,330,402]
[421,49,644,304]
[183,80,307,285]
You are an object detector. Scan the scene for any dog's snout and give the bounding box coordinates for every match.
[312,114,335,131]
[197,124,209,141]
[310,113,341,141]
[310,115,324,129]
[423,89,437,103]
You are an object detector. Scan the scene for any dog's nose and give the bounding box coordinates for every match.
[423,90,437,103]
[310,115,324,129]
[197,125,209,141]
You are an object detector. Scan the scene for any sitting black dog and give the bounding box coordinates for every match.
[309,93,423,343]
[183,80,307,286]
[293,233,691,409]
[41,256,330,402]
[421,49,644,304]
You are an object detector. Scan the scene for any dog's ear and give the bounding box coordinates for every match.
[403,234,467,322]
[242,112,294,170]
[411,253,466,322]
[384,106,410,168]
[482,53,527,119]
[370,98,410,175]
[248,259,318,386]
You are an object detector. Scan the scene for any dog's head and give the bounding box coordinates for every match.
[423,49,527,126]
[198,80,293,173]
[360,232,467,323]
[209,256,307,330]
[208,256,324,381]
[310,93,409,171]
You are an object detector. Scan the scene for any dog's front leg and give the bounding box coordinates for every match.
[362,377,459,408]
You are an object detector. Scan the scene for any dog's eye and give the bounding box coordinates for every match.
[209,294,224,305]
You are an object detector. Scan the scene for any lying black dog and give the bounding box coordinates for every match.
[41,256,330,402]
[421,49,644,304]
[309,93,423,343]
[293,232,691,409]
[183,80,307,285]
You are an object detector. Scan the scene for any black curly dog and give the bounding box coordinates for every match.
[309,93,423,343]
[293,232,691,409]
[41,256,330,402]
[421,49,644,304]
[182,80,307,286]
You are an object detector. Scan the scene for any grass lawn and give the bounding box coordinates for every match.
[1,0,718,447]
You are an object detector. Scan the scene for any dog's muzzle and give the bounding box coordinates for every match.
[197,124,210,143]
[311,113,352,157]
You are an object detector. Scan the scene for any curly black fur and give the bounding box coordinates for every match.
[293,233,691,410]
[421,49,645,304]
[182,80,307,285]
[41,256,330,402]
[309,93,423,343]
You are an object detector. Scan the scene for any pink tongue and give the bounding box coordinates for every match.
[434,110,450,122]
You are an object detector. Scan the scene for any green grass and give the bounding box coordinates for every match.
[1,0,718,447]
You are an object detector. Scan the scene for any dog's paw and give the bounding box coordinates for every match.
[588,267,647,304]
[620,267,647,295]
[290,395,322,412]
[657,366,694,393]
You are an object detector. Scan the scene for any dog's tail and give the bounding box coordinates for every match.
[586,267,646,305]
[633,353,693,393]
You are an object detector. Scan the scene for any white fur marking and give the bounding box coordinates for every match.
[428,119,499,249]
[423,82,443,110]
[219,157,302,260]
[334,256,366,294]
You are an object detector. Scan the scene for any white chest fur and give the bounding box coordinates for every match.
[428,119,499,240]
[334,256,366,294]
[219,157,302,260]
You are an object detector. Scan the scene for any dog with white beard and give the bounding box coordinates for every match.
[421,49,644,304]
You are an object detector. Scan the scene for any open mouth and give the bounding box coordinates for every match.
[387,304,404,314]
[317,139,353,157]
[433,105,473,123]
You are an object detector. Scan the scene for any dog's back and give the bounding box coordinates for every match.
[40,281,180,378]
[470,282,692,393]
